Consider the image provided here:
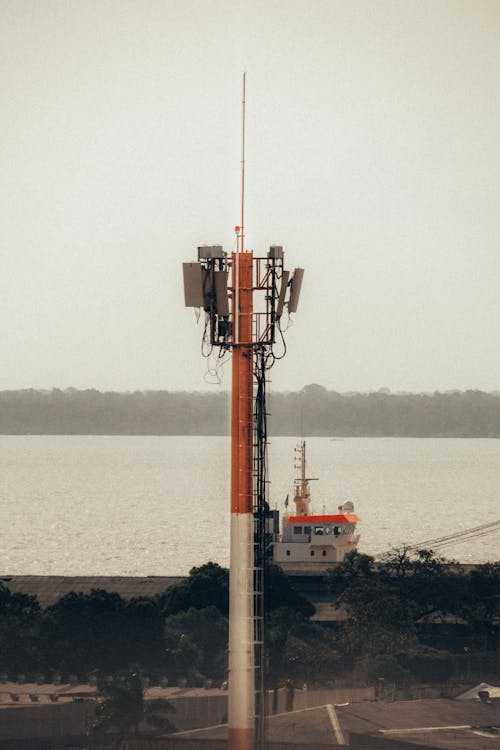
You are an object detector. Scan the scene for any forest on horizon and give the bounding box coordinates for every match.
[1,385,499,437]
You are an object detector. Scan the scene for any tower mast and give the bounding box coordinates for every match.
[182,74,304,750]
[228,71,255,750]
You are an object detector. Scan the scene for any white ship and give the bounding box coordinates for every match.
[271,441,360,572]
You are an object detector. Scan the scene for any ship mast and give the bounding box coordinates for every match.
[293,440,311,515]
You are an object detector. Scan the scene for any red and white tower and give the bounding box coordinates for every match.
[228,247,255,749]
[182,75,303,750]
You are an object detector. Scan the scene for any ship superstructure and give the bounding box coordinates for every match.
[272,441,360,571]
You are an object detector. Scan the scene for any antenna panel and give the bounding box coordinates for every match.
[214,270,230,316]
[276,270,290,318]
[182,262,205,308]
[288,268,304,313]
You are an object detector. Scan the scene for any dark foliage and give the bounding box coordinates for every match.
[328,547,500,684]
[160,562,314,619]
[41,589,166,674]
[1,555,500,688]
[396,646,455,683]
[91,670,175,746]
[0,584,41,674]
[266,607,341,686]
[164,606,228,682]
[159,562,230,617]
[326,550,376,595]
[265,564,315,617]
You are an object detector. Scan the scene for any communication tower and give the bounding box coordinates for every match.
[182,75,303,750]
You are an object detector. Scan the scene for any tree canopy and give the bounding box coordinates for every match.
[91,671,175,747]
[1,555,500,689]
[326,548,500,684]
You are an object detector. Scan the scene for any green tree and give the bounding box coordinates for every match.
[160,562,313,619]
[122,597,166,672]
[266,607,340,687]
[0,584,41,674]
[164,606,228,682]
[337,577,417,655]
[326,550,376,596]
[43,590,129,673]
[379,547,464,621]
[354,653,412,687]
[160,563,229,617]
[91,671,175,748]
[397,646,454,683]
[265,564,315,617]
[460,562,500,649]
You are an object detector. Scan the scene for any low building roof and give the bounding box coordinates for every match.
[173,704,344,745]
[171,699,500,749]
[336,698,500,749]
[0,575,183,607]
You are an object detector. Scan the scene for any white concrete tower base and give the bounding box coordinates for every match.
[228,512,255,750]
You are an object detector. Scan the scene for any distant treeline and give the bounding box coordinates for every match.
[1,385,500,437]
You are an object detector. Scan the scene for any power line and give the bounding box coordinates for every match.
[405,519,500,552]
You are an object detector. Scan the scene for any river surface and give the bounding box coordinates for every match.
[0,436,499,575]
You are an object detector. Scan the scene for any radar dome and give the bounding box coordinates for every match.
[342,501,354,512]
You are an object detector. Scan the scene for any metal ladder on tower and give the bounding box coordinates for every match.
[253,345,269,750]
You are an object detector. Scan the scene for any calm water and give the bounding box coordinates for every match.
[0,436,499,575]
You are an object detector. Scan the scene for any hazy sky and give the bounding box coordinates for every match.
[2,0,499,393]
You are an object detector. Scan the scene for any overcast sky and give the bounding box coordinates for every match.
[1,0,499,393]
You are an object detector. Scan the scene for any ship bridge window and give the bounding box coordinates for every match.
[314,526,324,535]
[324,526,331,535]
[333,527,340,536]
[304,526,311,535]
[293,526,302,535]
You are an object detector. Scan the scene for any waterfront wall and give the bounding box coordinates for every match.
[122,742,340,750]
[0,701,92,741]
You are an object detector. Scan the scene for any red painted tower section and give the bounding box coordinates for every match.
[228,249,255,750]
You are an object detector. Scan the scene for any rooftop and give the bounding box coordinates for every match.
[157,698,500,749]
[0,575,183,608]
[337,698,500,749]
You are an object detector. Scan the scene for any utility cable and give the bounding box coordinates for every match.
[405,519,500,552]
